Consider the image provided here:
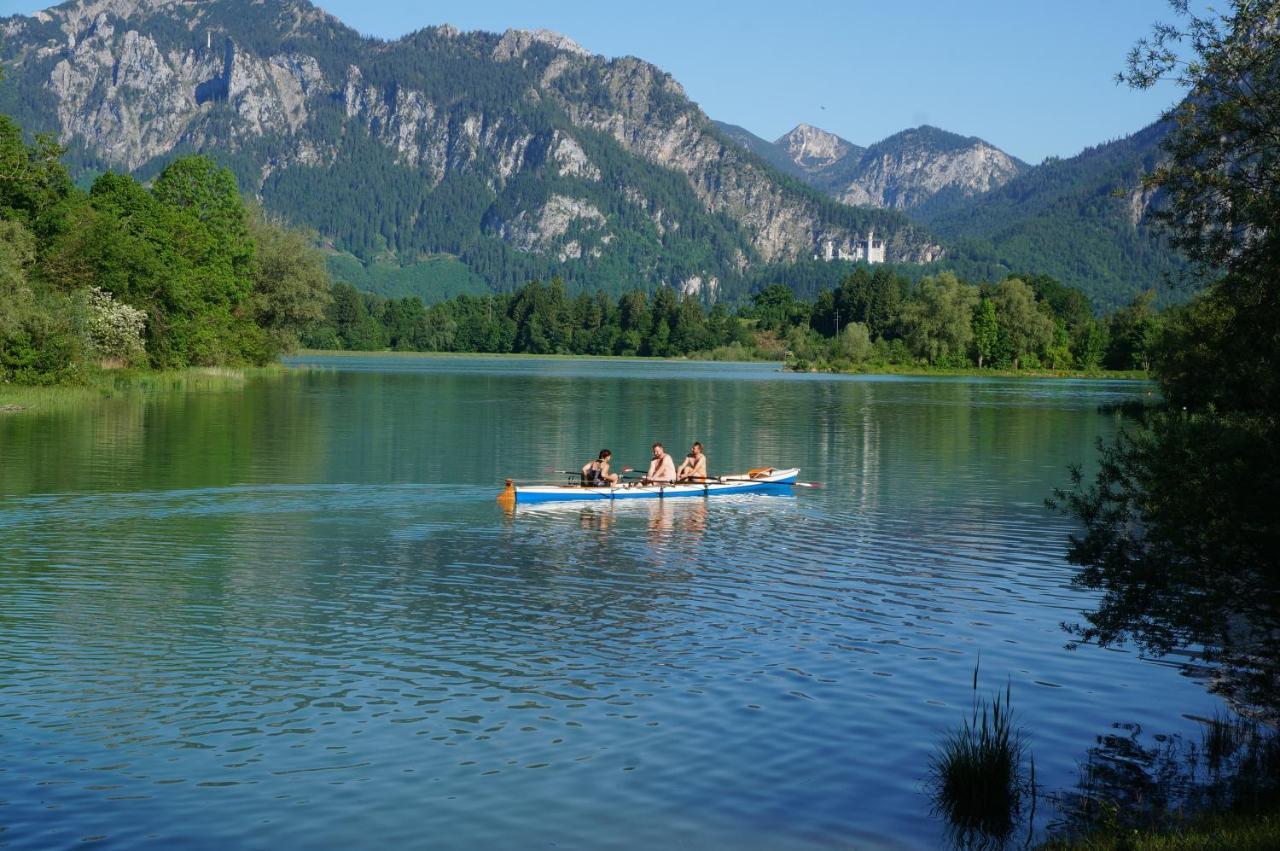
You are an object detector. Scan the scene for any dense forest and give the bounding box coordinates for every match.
[915,120,1189,310]
[305,264,1160,373]
[1,112,329,384]
[3,97,1163,388]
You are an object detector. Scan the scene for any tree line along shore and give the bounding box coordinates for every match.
[5,107,1161,400]
[302,271,1160,377]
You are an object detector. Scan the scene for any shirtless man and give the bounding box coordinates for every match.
[677,441,707,482]
[642,442,676,485]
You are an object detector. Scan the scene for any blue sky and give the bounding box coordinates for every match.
[0,0,1189,163]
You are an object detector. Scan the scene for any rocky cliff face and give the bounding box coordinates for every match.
[0,0,938,296]
[833,127,1026,209]
[776,123,862,170]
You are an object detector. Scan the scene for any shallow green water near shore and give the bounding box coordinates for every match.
[0,355,1219,849]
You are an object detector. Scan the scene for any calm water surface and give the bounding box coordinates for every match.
[0,356,1222,849]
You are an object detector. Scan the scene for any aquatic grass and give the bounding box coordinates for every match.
[0,365,284,414]
[929,661,1031,846]
[1040,811,1280,850]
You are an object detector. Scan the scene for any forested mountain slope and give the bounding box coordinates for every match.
[914,120,1186,309]
[0,0,937,300]
[716,115,1183,308]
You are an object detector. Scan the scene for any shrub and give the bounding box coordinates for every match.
[83,287,146,366]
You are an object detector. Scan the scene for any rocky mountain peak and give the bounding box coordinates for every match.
[775,123,858,169]
[1,0,939,298]
[493,27,591,61]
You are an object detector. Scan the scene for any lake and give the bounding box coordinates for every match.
[0,355,1224,849]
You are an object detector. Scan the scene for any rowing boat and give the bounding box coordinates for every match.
[498,467,801,505]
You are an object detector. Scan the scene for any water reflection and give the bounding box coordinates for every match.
[1047,715,1280,843]
[4,359,1224,850]
[646,499,708,543]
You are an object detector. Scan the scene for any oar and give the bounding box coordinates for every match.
[713,475,823,488]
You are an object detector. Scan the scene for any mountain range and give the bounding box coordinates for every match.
[716,121,1028,211]
[0,0,1179,308]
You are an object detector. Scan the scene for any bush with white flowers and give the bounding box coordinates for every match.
[84,287,147,366]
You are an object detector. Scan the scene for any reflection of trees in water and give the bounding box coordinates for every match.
[929,702,1280,848]
[1053,408,1280,713]
[1048,716,1280,841]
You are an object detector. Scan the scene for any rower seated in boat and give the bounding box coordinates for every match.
[677,442,708,482]
[641,442,676,485]
[581,449,620,487]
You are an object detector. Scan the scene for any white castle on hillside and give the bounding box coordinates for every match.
[816,229,886,264]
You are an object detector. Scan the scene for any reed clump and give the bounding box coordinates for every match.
[0,365,283,414]
[929,662,1031,844]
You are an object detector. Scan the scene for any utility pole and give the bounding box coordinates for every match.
[835,306,840,338]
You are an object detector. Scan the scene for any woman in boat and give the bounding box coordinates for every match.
[642,443,677,485]
[677,442,707,482]
[581,449,620,487]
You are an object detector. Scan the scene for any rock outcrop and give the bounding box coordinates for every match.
[0,0,940,295]
[723,121,1027,212]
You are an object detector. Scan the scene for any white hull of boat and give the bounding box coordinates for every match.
[507,468,800,504]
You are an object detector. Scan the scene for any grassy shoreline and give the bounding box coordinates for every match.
[788,362,1150,380]
[1041,812,1280,850]
[0,365,282,415]
[292,348,1148,380]
[289,348,784,364]
[1,354,1149,415]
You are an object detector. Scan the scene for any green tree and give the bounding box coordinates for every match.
[1119,0,1280,279]
[751,283,806,331]
[834,322,873,364]
[1074,319,1109,371]
[972,298,998,368]
[900,272,979,366]
[992,277,1054,369]
[246,207,332,355]
[0,114,75,241]
[0,217,83,384]
[1058,0,1280,711]
[1105,290,1160,371]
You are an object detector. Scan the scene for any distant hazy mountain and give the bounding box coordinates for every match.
[829,126,1027,209]
[0,0,938,301]
[717,121,1026,211]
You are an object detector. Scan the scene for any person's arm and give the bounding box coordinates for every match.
[659,455,677,483]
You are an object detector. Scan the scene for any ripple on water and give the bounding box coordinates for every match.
[0,366,1219,850]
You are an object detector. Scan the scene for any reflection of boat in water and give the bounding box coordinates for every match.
[498,468,800,505]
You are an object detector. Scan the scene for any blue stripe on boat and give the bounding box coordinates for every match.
[510,468,800,504]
